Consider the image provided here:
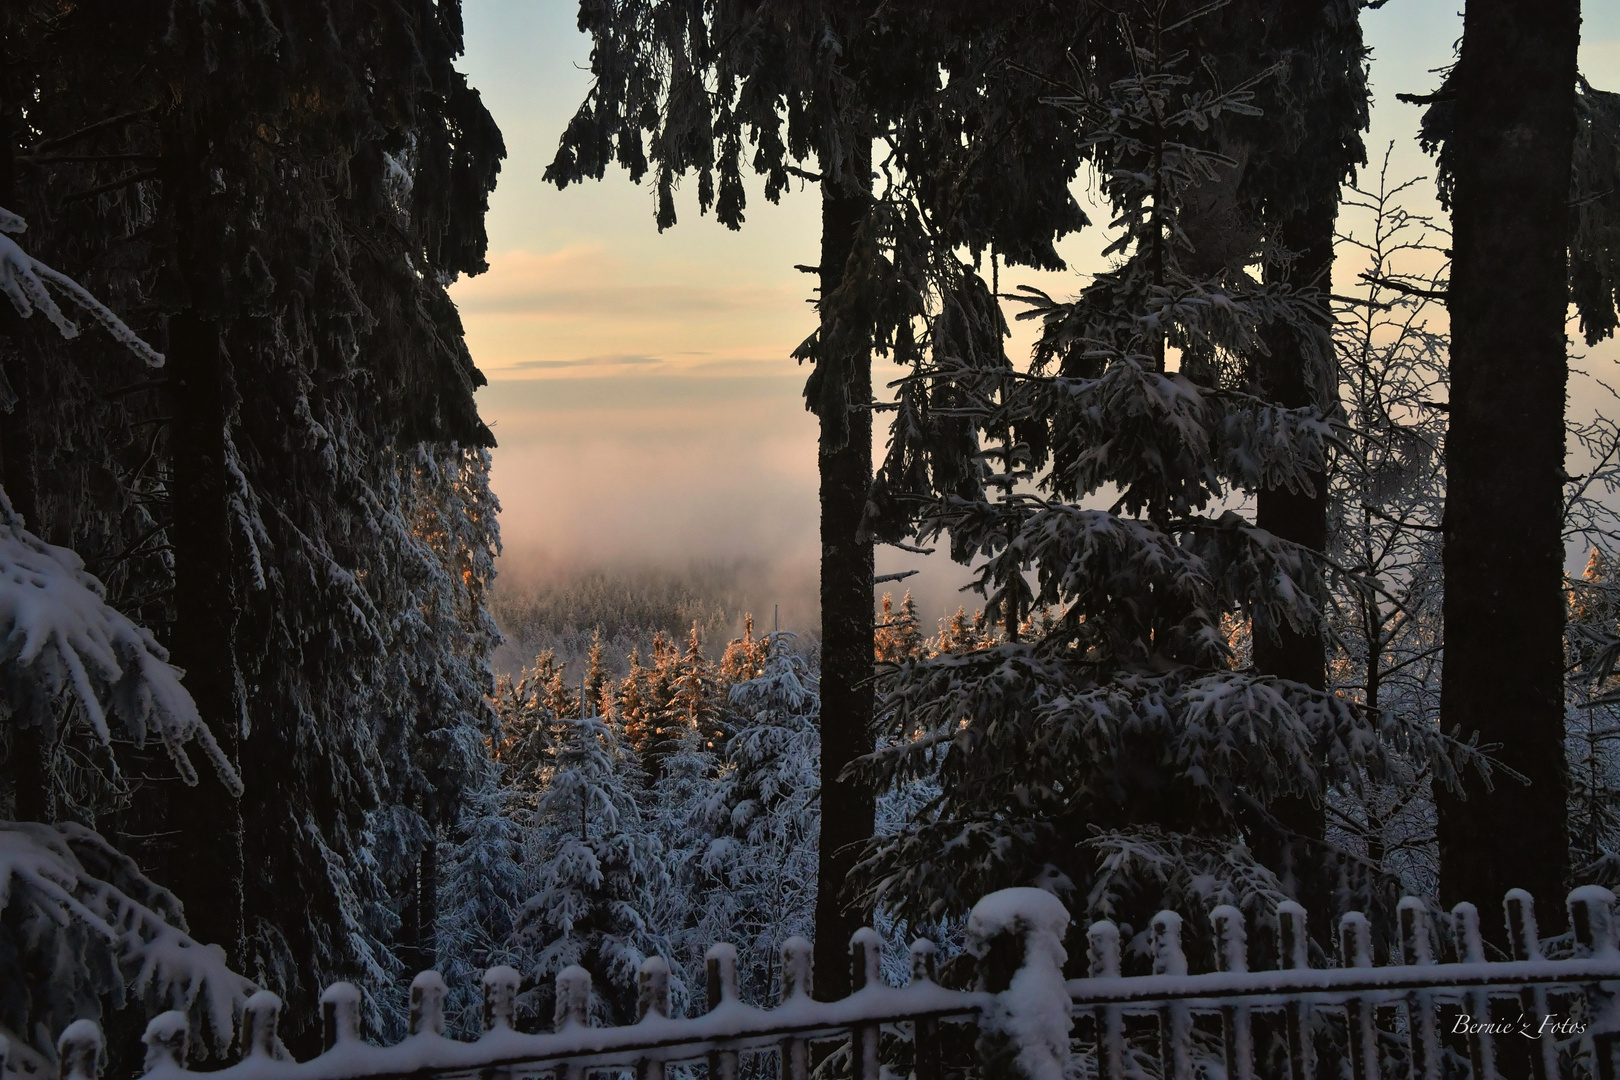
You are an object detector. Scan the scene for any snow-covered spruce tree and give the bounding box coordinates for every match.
[0,213,254,1065]
[874,593,924,665]
[435,755,525,1037]
[856,8,1482,961]
[511,700,661,1027]
[4,1,504,1044]
[623,632,680,782]
[679,631,820,1003]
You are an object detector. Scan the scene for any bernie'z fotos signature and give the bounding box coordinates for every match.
[1452,1014,1588,1038]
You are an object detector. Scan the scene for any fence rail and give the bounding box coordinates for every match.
[17,886,1620,1080]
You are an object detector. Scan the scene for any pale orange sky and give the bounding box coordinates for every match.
[453,0,1620,632]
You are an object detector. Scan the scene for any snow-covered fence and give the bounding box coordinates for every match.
[1071,887,1620,1080]
[19,886,1620,1080]
[13,929,991,1080]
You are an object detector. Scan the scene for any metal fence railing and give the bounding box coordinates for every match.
[21,885,1620,1080]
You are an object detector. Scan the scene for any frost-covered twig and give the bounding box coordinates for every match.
[0,205,162,364]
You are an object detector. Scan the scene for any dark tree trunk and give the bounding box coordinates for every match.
[419,834,439,970]
[160,109,245,958]
[1436,0,1578,947]
[1253,198,1335,923]
[163,307,246,961]
[812,151,877,1003]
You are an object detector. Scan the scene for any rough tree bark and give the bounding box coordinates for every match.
[811,148,877,1003]
[158,113,246,962]
[1436,0,1578,945]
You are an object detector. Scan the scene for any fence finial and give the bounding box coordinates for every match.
[849,927,882,992]
[243,991,283,1059]
[1277,901,1310,970]
[483,965,521,1032]
[1569,885,1618,956]
[1397,897,1434,965]
[142,1012,189,1073]
[321,982,362,1051]
[1505,888,1544,961]
[910,939,938,984]
[1210,905,1248,974]
[638,956,672,1021]
[57,1021,102,1080]
[967,888,1072,1080]
[410,972,448,1037]
[706,942,741,1008]
[1087,920,1121,978]
[1150,911,1188,976]
[555,965,591,1031]
[1451,902,1485,962]
[781,936,812,1000]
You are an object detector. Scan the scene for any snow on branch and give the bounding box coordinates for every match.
[0,489,241,793]
[0,205,162,365]
[0,821,254,1059]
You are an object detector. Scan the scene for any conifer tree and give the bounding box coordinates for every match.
[513,702,661,1025]
[436,759,524,1036]
[719,614,765,685]
[855,6,1481,947]
[671,622,723,750]
[700,632,820,1001]
[875,593,925,665]
[0,0,504,1040]
[1429,0,1580,939]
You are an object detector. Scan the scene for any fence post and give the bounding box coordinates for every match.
[911,940,943,1080]
[708,944,741,1080]
[1151,912,1192,1080]
[0,1032,8,1080]
[556,965,591,1080]
[410,972,448,1037]
[1340,912,1380,1080]
[1088,920,1125,1080]
[484,965,521,1034]
[1570,886,1619,1080]
[321,982,362,1051]
[1211,905,1254,1080]
[1397,898,1438,1080]
[141,1013,189,1073]
[56,1021,102,1080]
[243,991,283,1059]
[780,937,812,1080]
[636,956,671,1080]
[849,928,882,1080]
[1451,902,1498,1080]
[1506,889,1558,1080]
[1277,902,1314,1080]
[556,966,591,1030]
[968,888,1072,1080]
